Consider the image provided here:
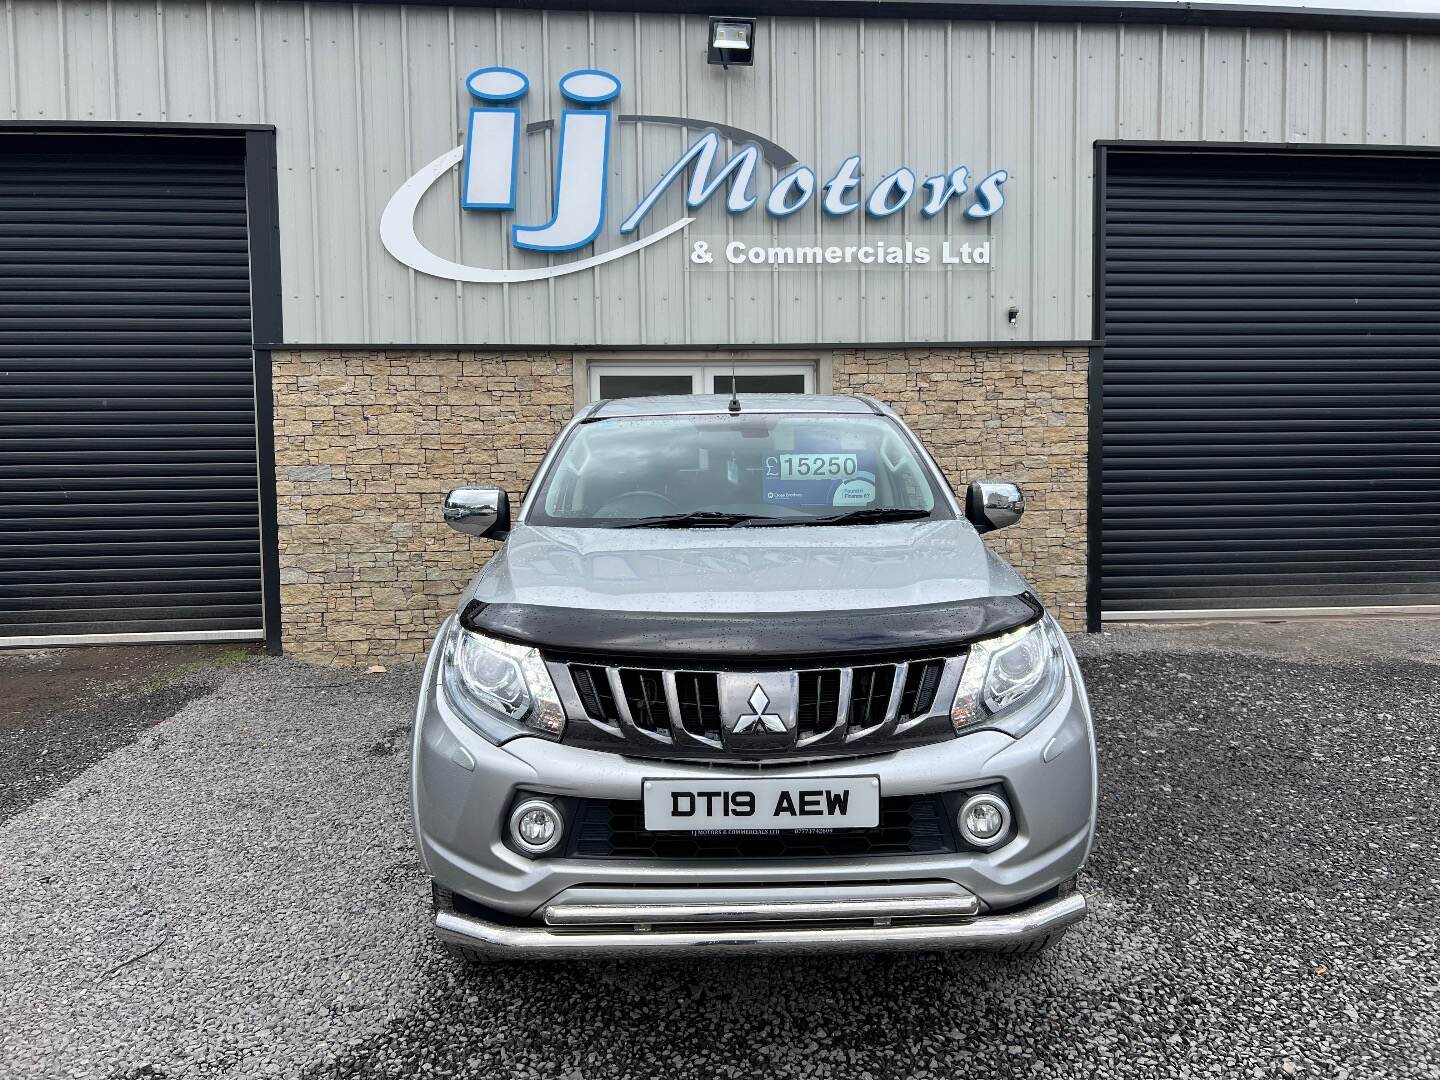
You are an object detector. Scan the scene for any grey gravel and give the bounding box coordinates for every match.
[0,644,258,824]
[1072,614,1440,666]
[2,621,1439,1079]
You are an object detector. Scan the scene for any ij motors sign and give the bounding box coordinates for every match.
[381,67,1009,284]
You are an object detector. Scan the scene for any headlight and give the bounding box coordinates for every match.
[950,617,1066,739]
[439,625,565,743]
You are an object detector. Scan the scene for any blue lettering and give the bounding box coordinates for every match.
[866,167,916,217]
[620,132,760,234]
[964,168,1009,220]
[766,166,816,216]
[920,166,970,218]
[822,154,863,216]
[452,65,1010,252]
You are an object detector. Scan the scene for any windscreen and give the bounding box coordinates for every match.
[528,413,952,527]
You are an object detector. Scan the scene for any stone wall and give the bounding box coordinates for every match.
[831,348,1090,632]
[271,351,574,665]
[272,347,1089,665]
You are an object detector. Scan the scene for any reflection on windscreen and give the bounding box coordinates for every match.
[532,414,947,526]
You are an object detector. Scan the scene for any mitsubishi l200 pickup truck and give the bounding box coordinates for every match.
[411,393,1096,959]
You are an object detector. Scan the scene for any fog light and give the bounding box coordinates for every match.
[508,798,563,856]
[958,793,1011,849]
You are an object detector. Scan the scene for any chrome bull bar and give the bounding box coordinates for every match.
[434,890,1087,959]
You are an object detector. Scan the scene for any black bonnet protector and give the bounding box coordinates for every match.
[459,593,1044,663]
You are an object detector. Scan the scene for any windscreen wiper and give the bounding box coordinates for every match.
[747,507,934,527]
[615,511,757,529]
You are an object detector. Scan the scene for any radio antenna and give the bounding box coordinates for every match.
[727,355,741,414]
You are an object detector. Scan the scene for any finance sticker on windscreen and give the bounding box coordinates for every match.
[763,446,876,508]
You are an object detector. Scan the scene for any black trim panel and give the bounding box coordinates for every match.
[245,129,285,654]
[1086,139,1108,634]
[568,793,956,859]
[1095,141,1440,155]
[0,122,276,134]
[460,593,1042,662]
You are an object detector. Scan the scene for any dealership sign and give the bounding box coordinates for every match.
[380,67,1008,284]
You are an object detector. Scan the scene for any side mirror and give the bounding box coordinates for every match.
[965,480,1024,534]
[443,486,511,541]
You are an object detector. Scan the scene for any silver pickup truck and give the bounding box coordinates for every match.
[411,393,1096,959]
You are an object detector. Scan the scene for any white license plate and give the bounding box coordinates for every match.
[642,776,880,833]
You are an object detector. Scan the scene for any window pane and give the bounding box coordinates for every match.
[711,373,808,395]
[597,374,695,399]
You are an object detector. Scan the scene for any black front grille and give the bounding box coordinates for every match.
[571,794,953,860]
[571,665,620,725]
[797,669,841,739]
[619,669,668,734]
[900,659,946,718]
[563,655,958,757]
[847,666,896,732]
[675,672,721,741]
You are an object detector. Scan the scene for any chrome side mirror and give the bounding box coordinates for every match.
[443,486,511,541]
[965,480,1024,534]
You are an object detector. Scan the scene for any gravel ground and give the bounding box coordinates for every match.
[1,621,1438,1079]
[0,644,260,824]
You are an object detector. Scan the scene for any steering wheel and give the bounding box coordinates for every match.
[595,490,680,517]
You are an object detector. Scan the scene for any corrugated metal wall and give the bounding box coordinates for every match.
[2,2,1436,347]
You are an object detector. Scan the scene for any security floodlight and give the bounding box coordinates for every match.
[708,18,755,68]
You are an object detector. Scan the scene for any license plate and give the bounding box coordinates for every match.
[642,776,880,833]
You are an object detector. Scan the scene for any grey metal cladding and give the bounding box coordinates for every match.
[2,2,1436,347]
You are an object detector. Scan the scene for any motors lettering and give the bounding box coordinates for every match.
[669,788,852,817]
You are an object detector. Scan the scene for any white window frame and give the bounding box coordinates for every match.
[585,360,817,403]
[586,363,706,400]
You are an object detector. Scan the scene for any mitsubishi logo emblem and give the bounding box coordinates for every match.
[732,684,787,735]
[718,673,798,748]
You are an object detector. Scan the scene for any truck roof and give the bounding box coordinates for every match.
[586,394,886,419]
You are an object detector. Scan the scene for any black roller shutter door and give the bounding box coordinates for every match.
[1100,149,1440,615]
[0,134,262,641]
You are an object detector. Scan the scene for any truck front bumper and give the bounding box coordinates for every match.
[433,885,1088,959]
[412,620,1098,956]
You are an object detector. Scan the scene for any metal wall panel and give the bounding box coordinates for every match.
[1099,148,1440,614]
[1,2,1437,346]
